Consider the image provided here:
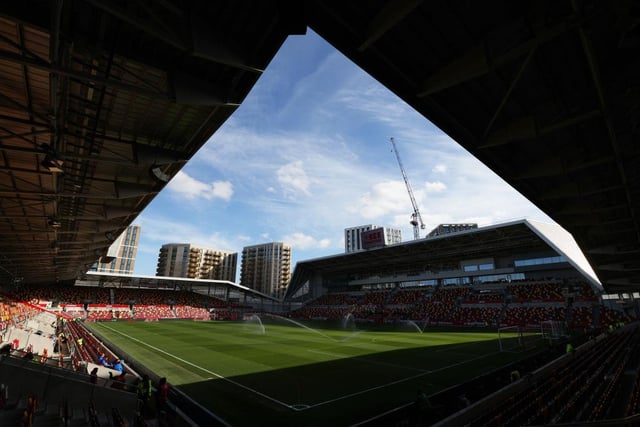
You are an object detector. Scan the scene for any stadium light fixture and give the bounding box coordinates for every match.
[40,143,64,173]
[47,217,62,228]
[150,164,171,183]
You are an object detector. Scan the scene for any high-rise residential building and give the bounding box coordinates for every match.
[344,225,402,253]
[156,243,237,282]
[240,242,291,298]
[426,223,478,238]
[91,224,141,274]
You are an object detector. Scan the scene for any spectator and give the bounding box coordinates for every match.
[110,371,127,390]
[112,359,124,372]
[457,394,471,409]
[156,377,170,414]
[98,353,111,368]
[90,367,98,384]
[0,344,10,358]
[0,384,7,409]
[136,375,152,415]
[412,389,436,425]
[23,349,34,361]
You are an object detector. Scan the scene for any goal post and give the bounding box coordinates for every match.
[498,325,542,352]
[540,320,566,342]
[498,325,524,352]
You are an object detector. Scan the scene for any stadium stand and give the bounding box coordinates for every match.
[0,277,637,426]
[0,2,639,424]
[444,325,640,426]
[287,279,634,334]
[0,287,243,425]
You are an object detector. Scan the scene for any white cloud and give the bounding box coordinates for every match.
[277,160,310,195]
[211,181,233,200]
[424,181,447,193]
[284,232,331,250]
[432,164,447,173]
[350,180,413,219]
[167,171,233,201]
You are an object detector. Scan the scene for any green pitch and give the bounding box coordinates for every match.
[87,319,535,426]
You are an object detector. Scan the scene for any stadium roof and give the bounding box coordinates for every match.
[0,1,303,285]
[77,271,280,303]
[0,1,638,292]
[305,1,640,291]
[285,219,603,300]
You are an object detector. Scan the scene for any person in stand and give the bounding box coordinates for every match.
[456,393,471,409]
[23,345,34,361]
[566,342,574,354]
[110,371,127,390]
[112,359,123,372]
[136,375,152,416]
[98,353,111,368]
[0,344,10,358]
[156,377,170,415]
[411,389,434,425]
[19,408,30,427]
[0,384,7,409]
[20,393,37,427]
[90,367,99,384]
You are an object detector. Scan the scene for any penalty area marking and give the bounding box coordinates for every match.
[96,323,301,411]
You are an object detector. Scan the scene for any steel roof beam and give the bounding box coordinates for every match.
[572,0,639,244]
[357,0,422,52]
[417,16,582,97]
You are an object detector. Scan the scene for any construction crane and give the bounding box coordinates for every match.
[389,137,425,240]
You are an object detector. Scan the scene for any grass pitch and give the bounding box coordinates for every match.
[87,319,536,426]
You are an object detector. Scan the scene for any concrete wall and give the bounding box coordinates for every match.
[0,355,137,418]
[2,328,55,356]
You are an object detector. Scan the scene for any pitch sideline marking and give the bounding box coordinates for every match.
[305,350,502,410]
[96,323,298,411]
[97,323,503,414]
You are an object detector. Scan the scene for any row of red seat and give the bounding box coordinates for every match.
[470,327,639,426]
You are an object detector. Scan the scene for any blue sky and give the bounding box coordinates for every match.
[131,29,553,277]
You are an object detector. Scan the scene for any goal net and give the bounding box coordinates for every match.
[540,320,566,342]
[498,326,540,352]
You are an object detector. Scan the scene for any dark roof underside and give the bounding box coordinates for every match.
[0,0,303,285]
[306,0,640,292]
[0,1,638,293]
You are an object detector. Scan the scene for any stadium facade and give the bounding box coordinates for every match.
[156,243,237,282]
[240,242,292,299]
[426,223,478,238]
[287,219,603,302]
[344,224,402,253]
